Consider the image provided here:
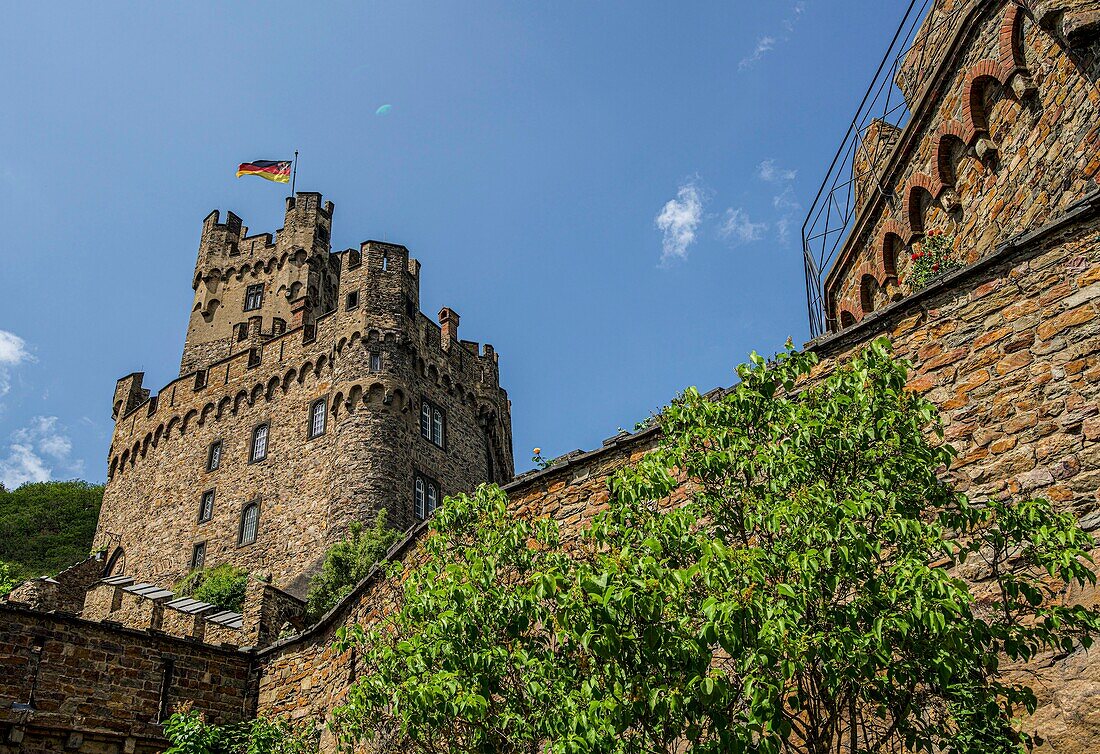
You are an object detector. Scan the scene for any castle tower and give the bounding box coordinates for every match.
[95,193,513,595]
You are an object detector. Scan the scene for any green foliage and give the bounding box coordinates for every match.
[0,480,103,582]
[0,560,18,598]
[908,228,963,289]
[305,510,401,622]
[532,447,556,470]
[163,709,318,754]
[175,564,249,612]
[333,337,1099,754]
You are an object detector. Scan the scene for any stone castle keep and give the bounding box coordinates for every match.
[98,194,513,594]
[2,1,1100,752]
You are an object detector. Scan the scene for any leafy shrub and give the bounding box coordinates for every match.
[163,708,317,754]
[0,561,17,598]
[175,564,249,612]
[305,510,400,621]
[0,480,103,581]
[908,228,963,289]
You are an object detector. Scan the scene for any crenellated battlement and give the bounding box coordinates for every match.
[98,194,513,595]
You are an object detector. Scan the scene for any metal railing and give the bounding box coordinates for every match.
[801,0,973,337]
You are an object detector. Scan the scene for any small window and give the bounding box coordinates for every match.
[207,441,222,471]
[244,284,264,311]
[309,399,327,439]
[414,473,441,520]
[247,347,261,368]
[236,323,248,342]
[190,542,206,570]
[198,490,215,523]
[239,502,259,545]
[250,424,269,462]
[370,351,382,373]
[420,399,446,448]
[194,370,208,390]
[346,291,359,310]
[405,296,415,318]
[382,253,389,271]
[272,318,286,336]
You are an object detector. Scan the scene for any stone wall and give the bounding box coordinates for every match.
[0,604,253,754]
[96,198,513,597]
[827,0,1099,330]
[248,192,1100,750]
[5,554,106,614]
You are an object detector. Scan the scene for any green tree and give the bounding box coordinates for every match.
[333,338,1099,754]
[0,480,103,581]
[0,560,18,598]
[305,509,401,621]
[175,564,250,612]
[163,709,317,754]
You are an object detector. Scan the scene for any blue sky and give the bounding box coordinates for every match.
[0,1,906,486]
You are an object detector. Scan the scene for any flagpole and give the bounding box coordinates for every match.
[291,150,298,196]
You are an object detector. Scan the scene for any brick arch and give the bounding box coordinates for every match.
[962,60,1009,136]
[839,309,857,329]
[906,174,939,236]
[999,4,1027,75]
[933,121,973,188]
[879,228,906,282]
[859,272,879,315]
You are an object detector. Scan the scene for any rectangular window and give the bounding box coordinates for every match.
[414,472,440,520]
[248,347,261,368]
[370,351,382,372]
[198,490,215,522]
[250,423,269,462]
[309,399,327,439]
[420,399,445,448]
[236,323,248,342]
[190,542,206,570]
[207,440,222,471]
[346,291,359,310]
[244,284,264,311]
[194,370,208,390]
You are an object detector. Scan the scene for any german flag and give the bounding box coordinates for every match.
[236,160,292,183]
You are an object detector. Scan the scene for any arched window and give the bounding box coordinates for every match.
[309,399,327,439]
[250,424,269,462]
[239,502,259,545]
[427,482,438,515]
[414,477,426,519]
[105,547,126,577]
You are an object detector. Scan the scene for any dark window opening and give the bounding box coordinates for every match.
[309,399,327,439]
[190,542,206,570]
[157,659,175,723]
[239,502,259,545]
[248,348,261,368]
[420,399,446,448]
[244,284,264,311]
[207,440,222,471]
[346,291,359,310]
[236,323,248,342]
[250,424,269,462]
[194,370,208,390]
[414,472,441,520]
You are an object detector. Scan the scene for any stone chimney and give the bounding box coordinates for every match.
[438,307,460,348]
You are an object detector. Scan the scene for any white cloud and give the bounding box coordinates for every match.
[739,2,807,71]
[720,208,768,245]
[772,185,803,245]
[0,416,82,489]
[739,36,776,70]
[0,329,32,400]
[656,179,706,264]
[758,159,797,184]
[0,330,30,366]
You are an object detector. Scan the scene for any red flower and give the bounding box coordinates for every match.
[911,252,919,260]
[933,263,940,271]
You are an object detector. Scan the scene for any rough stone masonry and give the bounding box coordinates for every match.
[2,0,1100,752]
